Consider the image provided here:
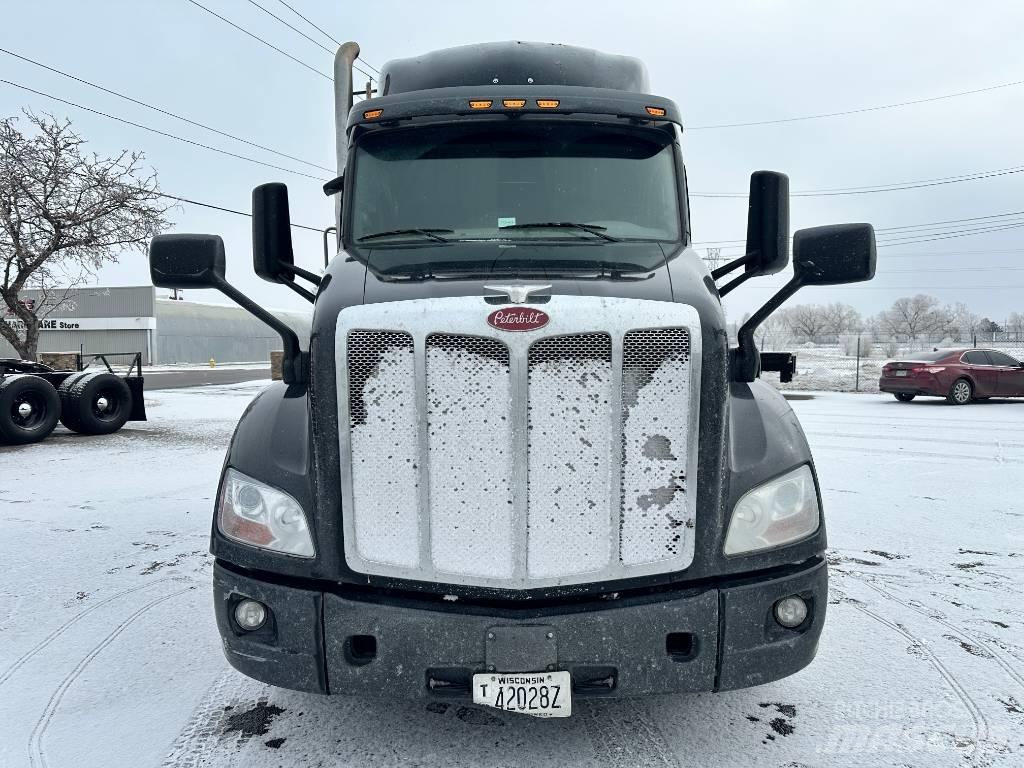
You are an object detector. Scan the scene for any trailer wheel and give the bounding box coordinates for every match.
[0,374,61,445]
[58,372,132,435]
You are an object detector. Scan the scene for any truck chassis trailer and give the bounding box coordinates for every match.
[0,353,146,445]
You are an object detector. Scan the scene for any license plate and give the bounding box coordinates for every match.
[472,671,572,718]
[894,370,908,377]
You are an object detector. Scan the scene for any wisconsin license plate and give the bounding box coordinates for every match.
[472,671,572,718]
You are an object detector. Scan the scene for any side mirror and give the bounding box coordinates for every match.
[149,234,226,289]
[744,170,790,277]
[793,223,876,286]
[713,171,789,296]
[731,221,877,382]
[253,183,295,284]
[147,233,307,385]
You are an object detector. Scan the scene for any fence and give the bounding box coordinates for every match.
[754,335,1024,392]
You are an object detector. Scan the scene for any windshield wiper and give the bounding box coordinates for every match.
[357,228,454,243]
[498,222,620,242]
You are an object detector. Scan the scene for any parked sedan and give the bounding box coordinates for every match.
[879,348,1024,404]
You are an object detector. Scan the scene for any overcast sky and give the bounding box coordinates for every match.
[3,0,1024,322]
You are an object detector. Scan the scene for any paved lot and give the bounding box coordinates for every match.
[1,387,1022,767]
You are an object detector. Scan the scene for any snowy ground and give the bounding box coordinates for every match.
[1,384,1023,767]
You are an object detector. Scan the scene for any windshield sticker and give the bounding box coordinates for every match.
[498,217,516,227]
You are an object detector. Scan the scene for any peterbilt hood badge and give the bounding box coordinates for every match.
[487,308,549,332]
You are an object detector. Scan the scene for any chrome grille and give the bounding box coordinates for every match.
[426,334,514,578]
[346,331,420,568]
[527,333,613,578]
[336,296,702,589]
[620,329,692,566]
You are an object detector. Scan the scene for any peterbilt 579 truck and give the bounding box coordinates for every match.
[149,41,875,717]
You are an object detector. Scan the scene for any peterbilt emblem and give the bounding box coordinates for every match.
[487,308,549,332]
[483,283,552,304]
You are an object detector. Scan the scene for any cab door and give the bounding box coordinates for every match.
[987,350,1024,395]
[960,350,998,396]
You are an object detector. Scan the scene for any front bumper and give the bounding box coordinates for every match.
[213,558,826,698]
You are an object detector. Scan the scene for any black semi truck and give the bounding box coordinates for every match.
[149,41,875,717]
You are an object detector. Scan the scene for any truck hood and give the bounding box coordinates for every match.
[357,241,675,303]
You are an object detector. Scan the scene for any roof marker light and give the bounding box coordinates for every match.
[536,99,560,109]
[469,100,493,109]
[645,106,667,117]
[502,99,526,109]
[363,109,383,119]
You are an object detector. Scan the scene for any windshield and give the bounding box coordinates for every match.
[349,123,682,245]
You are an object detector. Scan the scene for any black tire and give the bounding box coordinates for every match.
[0,374,60,445]
[894,393,916,402]
[58,372,132,434]
[947,377,973,405]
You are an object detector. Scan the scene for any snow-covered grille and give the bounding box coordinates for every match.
[336,296,702,589]
[426,334,514,578]
[346,330,420,567]
[527,334,614,578]
[620,329,692,566]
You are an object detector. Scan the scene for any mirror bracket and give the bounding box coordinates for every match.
[730,276,803,382]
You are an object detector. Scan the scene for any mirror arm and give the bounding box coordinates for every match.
[711,252,754,281]
[279,262,322,286]
[282,279,317,304]
[717,270,753,298]
[212,275,308,385]
[731,276,803,382]
[323,226,337,268]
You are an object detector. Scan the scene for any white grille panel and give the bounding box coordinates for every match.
[620,329,693,566]
[527,334,613,578]
[426,334,514,578]
[336,296,702,589]
[346,331,420,567]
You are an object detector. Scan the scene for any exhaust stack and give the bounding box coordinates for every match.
[333,41,361,174]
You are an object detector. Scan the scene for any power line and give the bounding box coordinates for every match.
[0,79,330,182]
[691,164,1024,199]
[693,209,1024,247]
[160,193,324,232]
[182,0,332,81]
[687,77,1024,130]
[0,47,333,174]
[268,0,382,76]
[245,0,333,55]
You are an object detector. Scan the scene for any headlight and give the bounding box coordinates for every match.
[218,468,315,557]
[724,465,820,555]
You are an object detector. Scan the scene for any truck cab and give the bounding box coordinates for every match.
[149,41,875,715]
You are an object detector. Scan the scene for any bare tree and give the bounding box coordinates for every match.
[945,302,980,342]
[819,302,861,336]
[874,294,950,340]
[0,112,171,360]
[1007,312,1024,340]
[780,304,830,340]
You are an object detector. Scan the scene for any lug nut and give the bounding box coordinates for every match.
[774,595,808,628]
[234,599,268,631]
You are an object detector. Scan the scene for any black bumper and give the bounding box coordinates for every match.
[213,558,826,698]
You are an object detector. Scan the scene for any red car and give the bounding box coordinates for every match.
[879,348,1024,404]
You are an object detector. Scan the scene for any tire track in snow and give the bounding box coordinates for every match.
[27,584,195,768]
[835,583,988,761]
[857,576,1024,692]
[578,699,680,768]
[0,577,177,689]
[809,443,1024,465]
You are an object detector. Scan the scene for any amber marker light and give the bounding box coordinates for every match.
[536,99,560,109]
[363,109,383,119]
[645,106,667,117]
[503,99,527,109]
[469,100,493,109]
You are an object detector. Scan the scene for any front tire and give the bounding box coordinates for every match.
[58,372,132,434]
[894,393,915,402]
[947,378,973,405]
[0,375,60,444]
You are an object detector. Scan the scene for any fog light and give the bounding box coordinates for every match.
[774,596,808,628]
[234,599,267,631]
